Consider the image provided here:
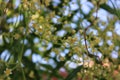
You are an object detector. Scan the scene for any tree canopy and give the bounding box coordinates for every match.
[0,0,120,80]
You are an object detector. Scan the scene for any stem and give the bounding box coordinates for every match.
[83,1,102,64]
[17,4,28,80]
[21,67,26,80]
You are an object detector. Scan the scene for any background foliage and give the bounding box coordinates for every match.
[0,0,120,80]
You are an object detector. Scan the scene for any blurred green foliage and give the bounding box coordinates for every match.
[0,0,120,80]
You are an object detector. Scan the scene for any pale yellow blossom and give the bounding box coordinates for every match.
[4,68,12,76]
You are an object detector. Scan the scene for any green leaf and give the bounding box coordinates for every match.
[65,66,83,80]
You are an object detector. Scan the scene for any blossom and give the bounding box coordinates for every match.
[31,13,39,20]
[83,61,94,68]
[38,25,43,32]
[4,68,12,76]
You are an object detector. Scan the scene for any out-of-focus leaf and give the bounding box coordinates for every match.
[65,66,83,80]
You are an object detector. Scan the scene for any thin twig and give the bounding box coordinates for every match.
[83,1,103,64]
